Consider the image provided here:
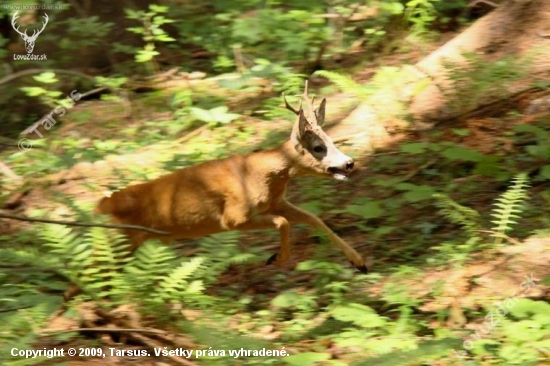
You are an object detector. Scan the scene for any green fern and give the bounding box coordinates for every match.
[38,223,211,308]
[433,173,530,250]
[194,232,257,284]
[41,223,90,283]
[275,72,307,95]
[124,240,178,295]
[314,70,374,100]
[0,297,61,366]
[0,208,239,315]
[40,224,130,305]
[433,193,482,239]
[490,172,530,246]
[81,227,131,303]
[0,246,59,270]
[52,192,96,221]
[157,257,204,302]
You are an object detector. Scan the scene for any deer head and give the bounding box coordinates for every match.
[12,11,48,54]
[286,81,354,181]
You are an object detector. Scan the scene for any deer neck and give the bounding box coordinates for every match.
[273,140,311,178]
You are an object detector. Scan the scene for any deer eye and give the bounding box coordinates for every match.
[313,146,326,154]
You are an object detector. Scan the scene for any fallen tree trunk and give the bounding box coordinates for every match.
[409,0,550,121]
[342,0,550,151]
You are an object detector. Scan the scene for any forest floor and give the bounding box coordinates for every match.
[1,27,550,366]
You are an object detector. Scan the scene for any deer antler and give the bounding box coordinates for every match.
[31,13,48,39]
[282,80,320,116]
[11,12,48,40]
[282,92,302,115]
[11,11,27,38]
[302,80,316,119]
[303,80,309,99]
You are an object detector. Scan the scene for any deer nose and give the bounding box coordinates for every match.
[345,159,354,171]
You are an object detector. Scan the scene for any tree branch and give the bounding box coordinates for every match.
[21,86,110,135]
[41,327,168,335]
[0,213,170,235]
[0,68,97,86]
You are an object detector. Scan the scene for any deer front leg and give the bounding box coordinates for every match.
[225,213,292,265]
[274,201,368,273]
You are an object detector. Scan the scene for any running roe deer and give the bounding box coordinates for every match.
[95,82,367,273]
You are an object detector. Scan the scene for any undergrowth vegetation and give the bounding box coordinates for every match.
[1,0,549,365]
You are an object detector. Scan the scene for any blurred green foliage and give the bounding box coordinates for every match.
[1,1,550,365]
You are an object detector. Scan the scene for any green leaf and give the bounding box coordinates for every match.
[135,43,159,63]
[135,49,159,63]
[452,128,470,136]
[344,201,383,219]
[190,106,240,125]
[33,72,58,84]
[190,107,216,123]
[124,8,141,19]
[514,124,549,139]
[209,106,240,124]
[440,146,484,161]
[285,352,331,365]
[330,303,387,328]
[400,142,429,154]
[154,34,176,42]
[149,4,169,13]
[526,145,550,159]
[20,86,47,97]
[127,26,144,34]
[473,155,501,175]
[396,183,436,202]
[271,291,301,308]
[508,299,550,320]
[403,187,435,202]
[539,165,550,179]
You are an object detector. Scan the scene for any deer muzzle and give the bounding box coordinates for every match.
[328,159,354,181]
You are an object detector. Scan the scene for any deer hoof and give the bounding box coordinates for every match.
[266,253,278,265]
[350,262,368,274]
[357,265,368,273]
[64,283,82,302]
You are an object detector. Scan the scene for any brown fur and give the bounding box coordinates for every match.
[95,83,367,272]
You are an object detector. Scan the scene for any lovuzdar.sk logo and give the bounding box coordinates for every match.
[11,11,48,61]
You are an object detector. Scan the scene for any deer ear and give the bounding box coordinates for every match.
[290,109,310,143]
[314,99,326,126]
[298,108,312,137]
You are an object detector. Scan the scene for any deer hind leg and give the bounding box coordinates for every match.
[274,201,368,273]
[123,229,148,253]
[224,213,292,265]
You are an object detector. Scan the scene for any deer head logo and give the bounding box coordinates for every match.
[11,11,49,54]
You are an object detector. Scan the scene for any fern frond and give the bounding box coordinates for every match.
[40,224,89,281]
[194,232,253,282]
[40,224,80,254]
[276,72,307,95]
[51,193,95,221]
[0,247,60,270]
[157,257,204,302]
[0,298,60,366]
[433,193,482,239]
[314,70,373,100]
[81,227,131,303]
[124,241,178,295]
[230,253,257,264]
[490,173,530,246]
